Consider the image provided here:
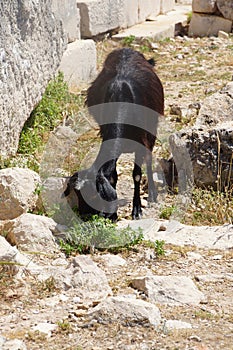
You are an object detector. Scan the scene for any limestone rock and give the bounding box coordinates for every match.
[0,235,37,275]
[88,295,161,327]
[195,82,233,127]
[0,1,66,157]
[189,13,232,37]
[145,220,233,250]
[138,0,161,22]
[192,0,217,14]
[2,339,27,350]
[5,213,60,252]
[55,255,112,303]
[160,0,175,15]
[77,0,121,38]
[216,0,233,21]
[32,322,57,336]
[165,319,192,330]
[131,275,205,305]
[0,167,41,220]
[172,125,233,188]
[170,82,233,188]
[99,254,127,268]
[59,39,96,88]
[52,0,81,42]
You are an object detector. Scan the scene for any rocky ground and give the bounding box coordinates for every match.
[1,35,233,350]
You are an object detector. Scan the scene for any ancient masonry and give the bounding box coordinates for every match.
[57,0,182,89]
[189,0,233,36]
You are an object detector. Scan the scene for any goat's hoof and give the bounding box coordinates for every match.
[132,211,142,220]
[147,194,158,204]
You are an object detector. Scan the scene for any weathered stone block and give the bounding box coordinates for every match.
[77,0,121,38]
[160,0,175,14]
[52,0,81,42]
[138,0,161,22]
[217,0,233,21]
[189,13,232,37]
[192,0,217,14]
[0,1,66,157]
[59,39,96,88]
[119,0,138,28]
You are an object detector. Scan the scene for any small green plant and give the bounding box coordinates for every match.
[16,72,84,172]
[122,35,136,47]
[154,239,166,257]
[18,72,70,155]
[57,320,72,333]
[59,215,143,255]
[139,45,151,53]
[159,205,177,220]
[187,11,192,24]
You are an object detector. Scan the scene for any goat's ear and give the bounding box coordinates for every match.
[62,186,70,198]
[147,58,155,66]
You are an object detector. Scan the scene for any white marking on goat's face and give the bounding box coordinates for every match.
[134,175,141,182]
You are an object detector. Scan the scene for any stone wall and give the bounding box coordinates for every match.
[189,0,233,36]
[0,0,66,157]
[0,0,177,158]
[76,0,176,38]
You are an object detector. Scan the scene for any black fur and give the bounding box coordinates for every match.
[64,48,164,220]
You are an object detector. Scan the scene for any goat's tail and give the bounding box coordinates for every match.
[105,79,135,104]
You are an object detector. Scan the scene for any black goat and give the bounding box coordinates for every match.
[64,48,164,221]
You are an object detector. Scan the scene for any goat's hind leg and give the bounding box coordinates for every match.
[146,150,157,203]
[132,154,143,220]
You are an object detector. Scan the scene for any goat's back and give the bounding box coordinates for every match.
[86,48,164,151]
[87,48,164,115]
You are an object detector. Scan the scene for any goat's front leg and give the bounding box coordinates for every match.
[132,159,143,220]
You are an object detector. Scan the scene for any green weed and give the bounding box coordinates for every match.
[59,215,143,255]
[154,239,166,256]
[15,72,84,172]
[122,35,136,47]
[159,205,177,220]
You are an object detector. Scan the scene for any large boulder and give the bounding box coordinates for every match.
[0,1,66,157]
[0,167,41,220]
[5,213,60,252]
[169,82,233,189]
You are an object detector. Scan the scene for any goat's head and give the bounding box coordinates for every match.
[63,168,118,221]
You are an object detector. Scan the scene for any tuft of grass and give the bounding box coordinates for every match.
[59,214,143,255]
[57,320,72,334]
[154,239,166,257]
[183,186,233,226]
[18,72,70,155]
[187,11,192,24]
[122,35,136,47]
[159,205,177,220]
[13,72,85,172]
